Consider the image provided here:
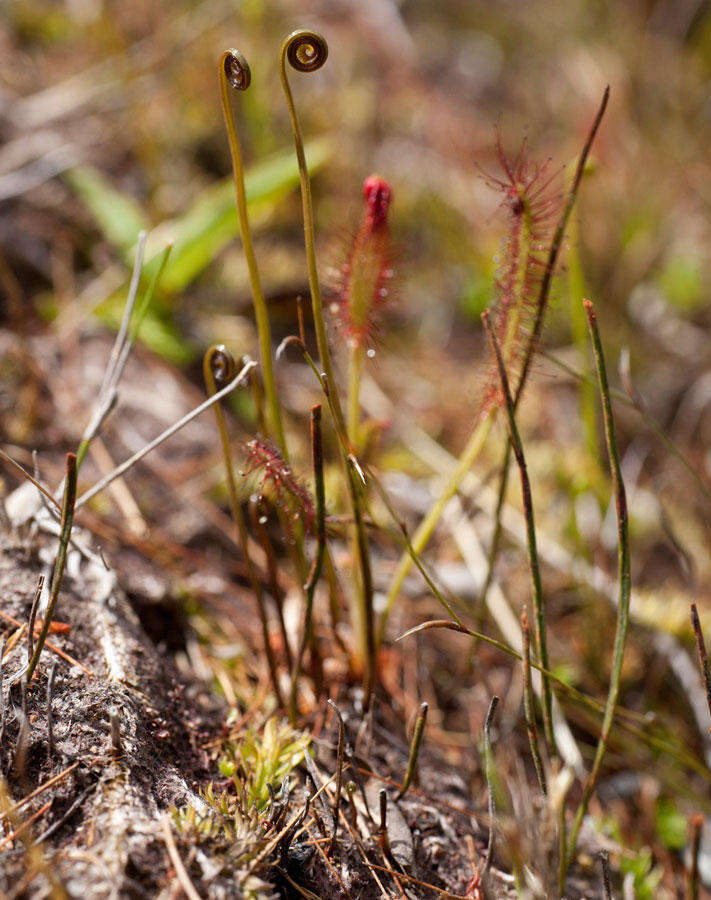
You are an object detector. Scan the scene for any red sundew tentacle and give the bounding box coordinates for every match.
[331,174,394,350]
[478,133,562,416]
[242,438,316,533]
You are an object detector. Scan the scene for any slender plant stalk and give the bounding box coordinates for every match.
[220,50,286,455]
[276,37,376,701]
[26,575,44,666]
[521,608,547,795]
[567,212,598,461]
[396,701,428,800]
[600,849,612,899]
[690,603,711,719]
[478,444,511,614]
[327,698,345,854]
[687,814,703,900]
[347,345,364,449]
[250,499,292,670]
[289,404,326,721]
[482,695,499,875]
[379,86,610,643]
[203,345,283,707]
[565,299,631,875]
[482,308,554,750]
[26,454,77,683]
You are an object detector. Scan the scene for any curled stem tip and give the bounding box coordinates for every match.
[222,49,251,91]
[219,48,285,453]
[278,30,375,698]
[283,29,328,73]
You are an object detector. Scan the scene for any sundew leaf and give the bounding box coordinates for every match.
[65,166,148,253]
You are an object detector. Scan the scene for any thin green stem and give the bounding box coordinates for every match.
[565,299,631,874]
[482,308,554,750]
[482,695,499,875]
[347,345,364,450]
[567,213,599,462]
[26,454,77,683]
[687,814,703,900]
[289,404,326,721]
[203,346,283,707]
[275,30,376,697]
[220,50,286,455]
[396,701,428,800]
[521,608,547,796]
[250,498,292,671]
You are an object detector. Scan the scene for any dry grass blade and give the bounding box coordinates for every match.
[76,358,256,508]
[160,814,202,900]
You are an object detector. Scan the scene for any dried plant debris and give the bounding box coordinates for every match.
[0,520,212,895]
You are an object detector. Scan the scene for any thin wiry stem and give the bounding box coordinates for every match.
[600,850,612,899]
[327,698,345,854]
[203,346,283,707]
[289,404,327,721]
[278,32,375,702]
[478,445,510,615]
[690,603,711,721]
[482,308,554,751]
[46,662,56,759]
[75,358,256,508]
[380,87,609,643]
[396,702,428,800]
[219,50,286,455]
[521,608,547,795]
[26,454,77,683]
[250,499,292,670]
[688,814,703,900]
[26,575,44,667]
[565,299,631,874]
[482,695,499,875]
